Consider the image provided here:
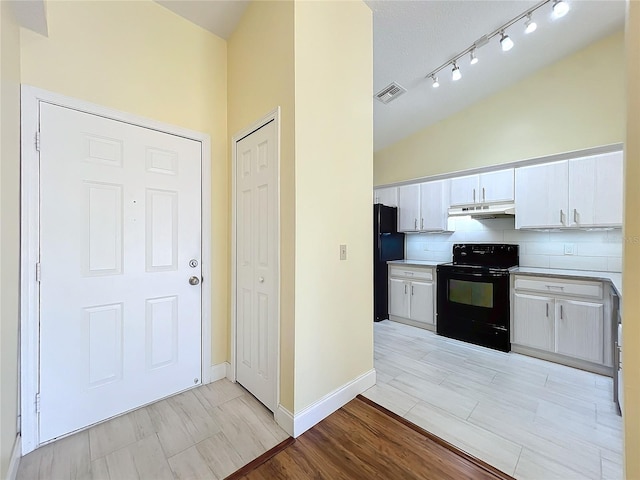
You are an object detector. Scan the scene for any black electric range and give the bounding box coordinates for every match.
[436,244,519,352]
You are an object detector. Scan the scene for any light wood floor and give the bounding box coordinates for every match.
[364,320,624,480]
[17,380,288,480]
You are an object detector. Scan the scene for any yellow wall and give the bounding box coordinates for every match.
[293,0,373,411]
[20,0,229,365]
[227,0,296,411]
[624,3,639,478]
[374,30,625,185]
[0,1,22,475]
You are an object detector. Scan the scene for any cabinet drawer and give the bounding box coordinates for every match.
[514,276,602,299]
[389,266,434,281]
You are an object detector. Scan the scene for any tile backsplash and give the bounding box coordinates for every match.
[405,217,622,272]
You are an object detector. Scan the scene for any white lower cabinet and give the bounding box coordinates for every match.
[513,293,555,352]
[388,265,435,330]
[555,299,604,364]
[512,275,609,373]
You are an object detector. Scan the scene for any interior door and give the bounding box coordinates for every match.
[236,120,278,412]
[39,103,202,443]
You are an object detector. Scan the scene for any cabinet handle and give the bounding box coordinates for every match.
[573,208,578,224]
[421,218,424,230]
[546,303,549,317]
[482,187,486,203]
[414,218,417,230]
[473,188,476,203]
[560,304,564,320]
[404,284,408,294]
[560,209,565,225]
[411,285,414,295]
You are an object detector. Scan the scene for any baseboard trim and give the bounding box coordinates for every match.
[7,434,21,480]
[209,362,231,383]
[275,405,294,437]
[287,369,376,438]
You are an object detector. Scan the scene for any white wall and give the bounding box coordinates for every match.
[0,1,21,477]
[406,217,622,272]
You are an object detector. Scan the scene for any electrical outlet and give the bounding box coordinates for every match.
[564,243,576,255]
[340,244,347,261]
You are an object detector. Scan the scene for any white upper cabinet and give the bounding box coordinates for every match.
[479,169,515,204]
[398,180,450,232]
[374,186,398,207]
[568,151,623,228]
[420,179,450,231]
[398,184,420,231]
[515,160,568,229]
[516,151,623,230]
[450,168,514,206]
[450,174,479,206]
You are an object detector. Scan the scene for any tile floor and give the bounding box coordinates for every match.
[363,320,624,480]
[17,379,288,480]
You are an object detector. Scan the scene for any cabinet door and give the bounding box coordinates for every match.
[419,180,449,231]
[513,293,555,352]
[389,278,408,318]
[556,299,604,364]
[375,186,399,207]
[398,184,420,232]
[568,152,622,227]
[450,174,479,206]
[409,280,434,324]
[515,161,568,229]
[479,168,514,203]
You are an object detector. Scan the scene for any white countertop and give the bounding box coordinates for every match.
[513,267,622,297]
[387,259,441,267]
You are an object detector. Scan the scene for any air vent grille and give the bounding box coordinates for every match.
[375,82,407,104]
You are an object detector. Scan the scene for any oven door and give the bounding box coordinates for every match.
[436,265,511,352]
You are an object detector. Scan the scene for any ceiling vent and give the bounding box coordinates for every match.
[375,82,407,104]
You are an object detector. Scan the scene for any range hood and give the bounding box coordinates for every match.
[448,202,516,219]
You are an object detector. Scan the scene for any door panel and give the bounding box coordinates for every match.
[512,293,554,352]
[389,278,408,317]
[409,281,434,324]
[236,121,278,412]
[556,300,604,363]
[39,103,202,443]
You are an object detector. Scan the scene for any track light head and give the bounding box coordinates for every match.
[500,31,514,52]
[470,49,478,65]
[451,63,462,81]
[431,75,439,88]
[524,14,537,34]
[552,0,569,18]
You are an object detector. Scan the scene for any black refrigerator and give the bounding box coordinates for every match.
[374,204,405,322]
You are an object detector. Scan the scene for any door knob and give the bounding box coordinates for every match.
[189,259,198,268]
[189,276,200,286]
[258,276,265,283]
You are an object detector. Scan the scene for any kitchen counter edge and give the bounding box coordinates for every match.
[512,267,622,298]
[387,260,442,267]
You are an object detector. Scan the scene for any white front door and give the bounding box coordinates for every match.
[39,103,203,442]
[235,120,278,412]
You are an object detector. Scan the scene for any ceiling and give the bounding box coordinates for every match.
[156,0,626,152]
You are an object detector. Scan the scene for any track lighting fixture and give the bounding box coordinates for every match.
[470,49,478,65]
[524,14,537,34]
[425,0,570,90]
[451,63,462,81]
[552,0,569,18]
[500,31,514,52]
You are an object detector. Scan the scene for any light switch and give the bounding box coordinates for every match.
[340,244,347,261]
[564,243,576,255]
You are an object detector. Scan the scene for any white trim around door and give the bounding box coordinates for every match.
[230,108,281,414]
[19,85,213,454]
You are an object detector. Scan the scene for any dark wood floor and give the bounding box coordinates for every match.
[227,395,514,480]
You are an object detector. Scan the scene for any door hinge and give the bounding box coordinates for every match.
[35,131,41,152]
[35,393,41,413]
[36,263,41,282]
